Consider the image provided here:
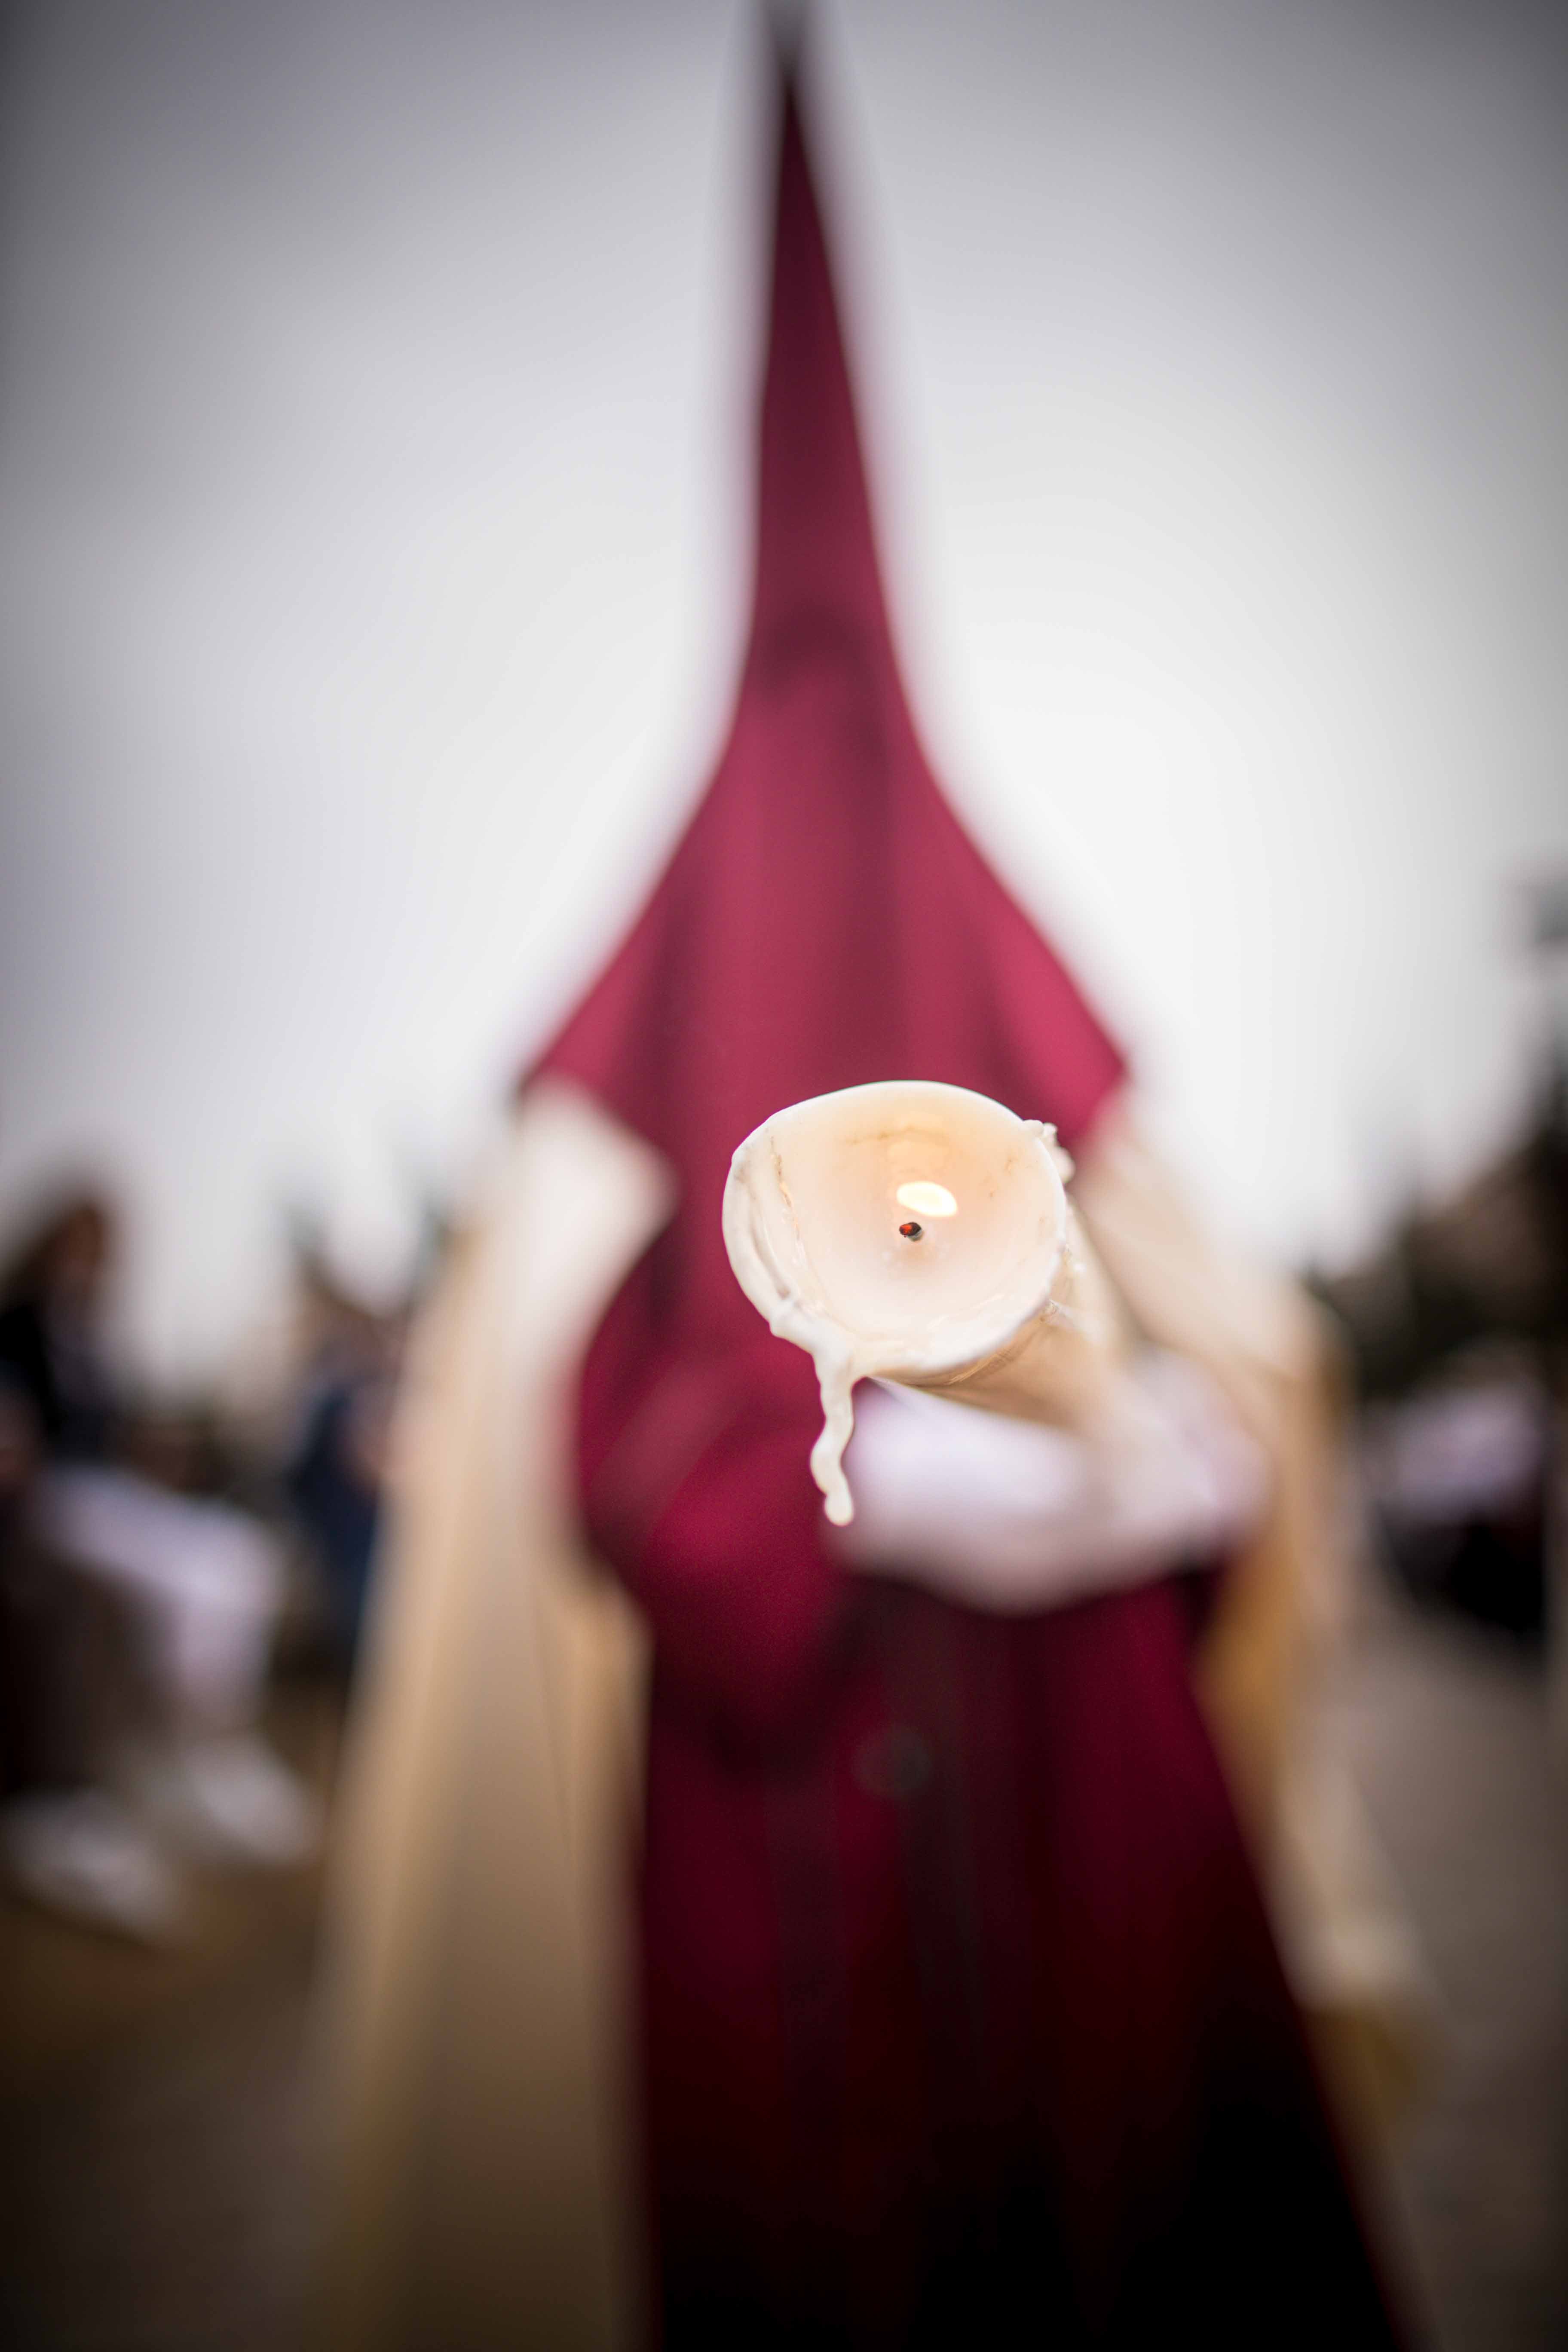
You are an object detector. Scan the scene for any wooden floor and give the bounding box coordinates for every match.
[0,1609,1563,2351]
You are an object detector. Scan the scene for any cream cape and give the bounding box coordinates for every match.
[315,1078,672,2352]
[316,1083,1421,2344]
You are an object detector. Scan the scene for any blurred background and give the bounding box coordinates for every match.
[0,2,1564,2346]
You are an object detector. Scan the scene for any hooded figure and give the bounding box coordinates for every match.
[319,47,1407,2352]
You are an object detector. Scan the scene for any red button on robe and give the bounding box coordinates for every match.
[537,56,1400,2352]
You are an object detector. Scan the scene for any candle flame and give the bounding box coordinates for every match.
[894,1181,958,1218]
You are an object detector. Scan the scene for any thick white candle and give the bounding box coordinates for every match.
[723,1079,1125,1524]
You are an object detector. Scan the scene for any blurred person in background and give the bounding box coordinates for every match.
[0,1187,320,1939]
[320,49,1406,2351]
[283,1227,409,1669]
[1316,903,1568,1651]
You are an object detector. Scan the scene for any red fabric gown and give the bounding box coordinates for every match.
[539,58,1400,2351]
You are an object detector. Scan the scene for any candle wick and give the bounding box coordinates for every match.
[898,1221,923,1240]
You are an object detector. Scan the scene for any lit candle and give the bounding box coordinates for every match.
[723,1079,1125,1524]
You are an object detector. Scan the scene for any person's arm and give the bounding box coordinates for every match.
[0,1304,51,1454]
[578,1324,860,1756]
[0,1377,40,1503]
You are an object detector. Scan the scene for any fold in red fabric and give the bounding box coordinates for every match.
[533,49,1400,2352]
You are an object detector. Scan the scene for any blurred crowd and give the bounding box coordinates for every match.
[0,1184,420,1944]
[1314,904,1568,1658]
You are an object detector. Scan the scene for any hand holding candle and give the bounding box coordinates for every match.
[722,1079,1130,1524]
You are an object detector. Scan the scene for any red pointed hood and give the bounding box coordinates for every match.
[747,75,890,668]
[534,60,1124,1348]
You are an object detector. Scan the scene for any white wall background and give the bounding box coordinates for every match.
[1,0,1565,1383]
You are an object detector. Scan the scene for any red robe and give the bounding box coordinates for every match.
[541,56,1400,2350]
[576,1296,1393,2346]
